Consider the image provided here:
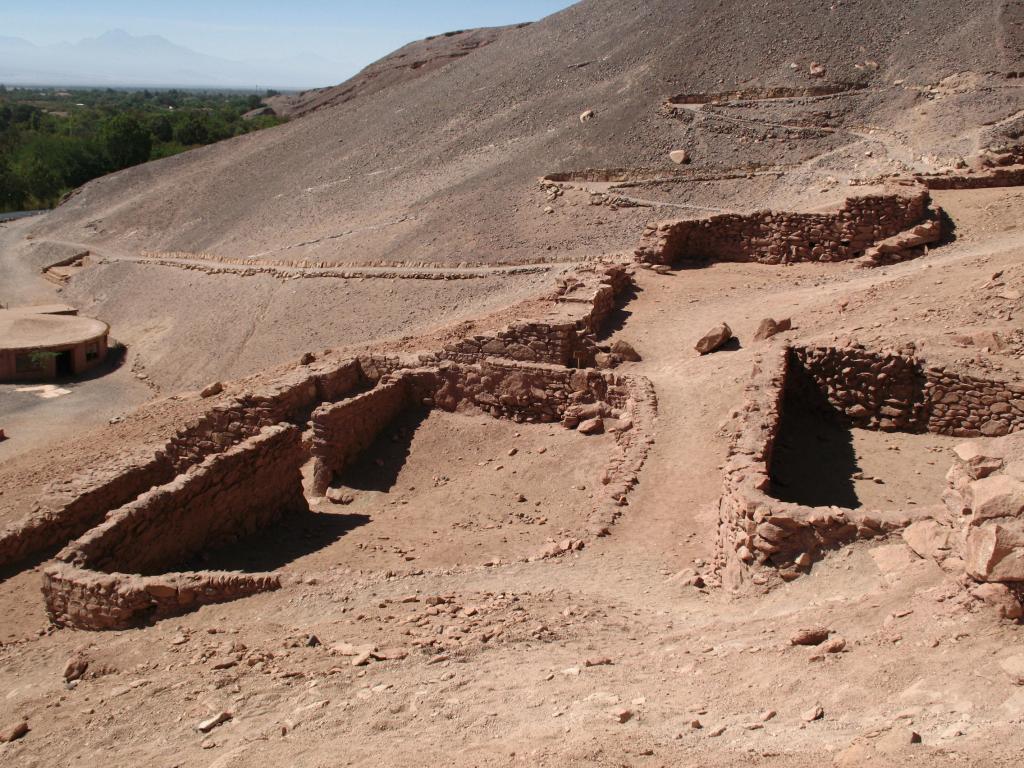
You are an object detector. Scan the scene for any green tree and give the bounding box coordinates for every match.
[174,114,209,145]
[149,114,173,143]
[101,114,152,169]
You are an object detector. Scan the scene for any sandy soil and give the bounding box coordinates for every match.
[2,2,1024,763]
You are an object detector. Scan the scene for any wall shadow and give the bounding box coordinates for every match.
[187,508,370,573]
[334,407,430,492]
[769,367,861,508]
[595,283,640,342]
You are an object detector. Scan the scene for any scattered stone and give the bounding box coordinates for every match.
[808,62,826,77]
[578,416,605,435]
[63,655,88,682]
[611,707,633,723]
[878,727,922,750]
[761,709,777,722]
[0,720,28,743]
[669,149,691,164]
[610,339,642,362]
[351,651,373,667]
[754,317,792,341]
[299,352,316,365]
[196,712,232,733]
[790,626,831,646]
[584,657,613,667]
[695,323,733,355]
[325,488,355,505]
[802,705,825,722]
[822,636,847,654]
[689,719,703,729]
[971,582,1024,620]
[707,725,727,737]
[579,109,594,123]
[200,381,223,398]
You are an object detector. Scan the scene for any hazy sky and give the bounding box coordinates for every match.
[5,1,577,76]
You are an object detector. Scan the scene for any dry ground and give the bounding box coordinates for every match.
[1,186,1023,766]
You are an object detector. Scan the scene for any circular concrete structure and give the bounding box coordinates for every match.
[0,308,109,382]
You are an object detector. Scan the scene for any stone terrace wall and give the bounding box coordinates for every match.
[43,425,304,629]
[42,566,280,631]
[788,345,928,432]
[915,165,1024,190]
[716,345,1024,587]
[791,345,1024,437]
[311,376,417,493]
[0,358,368,569]
[429,265,630,368]
[635,189,931,265]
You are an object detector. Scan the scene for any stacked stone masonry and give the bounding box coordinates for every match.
[43,425,305,630]
[429,264,630,367]
[0,358,371,569]
[716,345,1024,588]
[634,189,932,265]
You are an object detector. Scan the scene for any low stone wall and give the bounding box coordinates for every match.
[0,358,367,569]
[430,265,630,368]
[788,345,928,432]
[163,358,364,473]
[791,344,1024,437]
[43,425,305,629]
[915,165,1024,190]
[0,450,175,569]
[310,376,416,494]
[715,350,918,588]
[715,345,1024,588]
[635,189,931,265]
[42,565,280,631]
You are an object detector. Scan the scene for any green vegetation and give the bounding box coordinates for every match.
[0,86,286,212]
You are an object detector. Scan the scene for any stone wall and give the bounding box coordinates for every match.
[0,450,175,568]
[915,165,1024,190]
[635,189,931,265]
[43,425,305,629]
[430,265,630,368]
[715,345,1024,588]
[310,376,416,494]
[42,565,281,632]
[0,358,369,569]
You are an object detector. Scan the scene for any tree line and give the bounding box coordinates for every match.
[0,87,285,212]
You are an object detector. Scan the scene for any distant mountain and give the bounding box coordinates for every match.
[0,30,346,89]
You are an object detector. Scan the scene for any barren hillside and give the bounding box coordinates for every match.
[2,2,1024,766]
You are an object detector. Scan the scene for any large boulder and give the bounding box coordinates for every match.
[902,520,955,562]
[965,474,1024,524]
[965,522,1024,582]
[695,323,733,355]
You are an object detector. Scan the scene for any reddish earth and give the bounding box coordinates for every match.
[2,1,1024,765]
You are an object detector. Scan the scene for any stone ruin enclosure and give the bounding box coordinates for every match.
[634,187,937,266]
[7,264,657,630]
[717,343,1024,592]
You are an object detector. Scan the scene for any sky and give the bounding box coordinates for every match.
[2,1,577,83]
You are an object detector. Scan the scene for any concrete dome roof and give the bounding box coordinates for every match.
[0,310,108,352]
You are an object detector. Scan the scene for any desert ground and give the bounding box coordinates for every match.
[2,0,1024,766]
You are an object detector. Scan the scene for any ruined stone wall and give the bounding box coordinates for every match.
[56,425,306,575]
[0,451,175,568]
[716,345,1024,588]
[0,359,366,569]
[310,377,416,493]
[788,345,928,431]
[432,359,614,423]
[916,165,1024,190]
[715,350,915,588]
[787,346,1024,437]
[42,565,280,631]
[163,358,364,472]
[925,366,1024,437]
[42,425,304,629]
[431,265,630,368]
[635,190,930,265]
